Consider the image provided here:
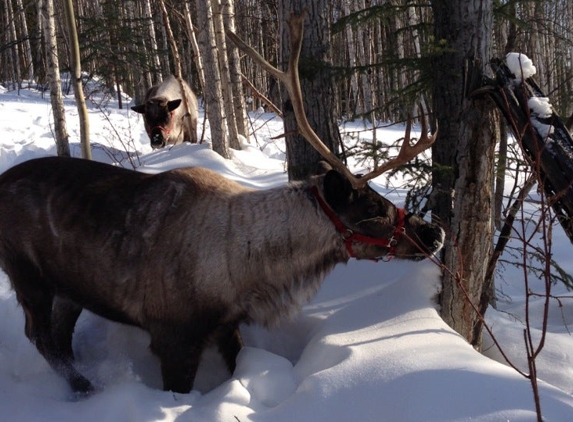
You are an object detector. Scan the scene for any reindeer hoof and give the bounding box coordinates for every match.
[70,375,95,396]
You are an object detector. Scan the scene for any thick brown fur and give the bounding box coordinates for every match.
[131,75,199,148]
[0,156,444,394]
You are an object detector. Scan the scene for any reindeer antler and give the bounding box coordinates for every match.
[227,12,438,189]
[358,108,438,184]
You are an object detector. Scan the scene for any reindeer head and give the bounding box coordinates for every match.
[229,12,444,261]
[131,96,182,149]
[316,168,444,261]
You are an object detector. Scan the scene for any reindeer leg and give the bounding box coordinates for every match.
[9,263,93,394]
[216,324,243,375]
[149,322,211,393]
[51,296,83,362]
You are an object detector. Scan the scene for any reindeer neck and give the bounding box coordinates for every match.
[230,181,347,327]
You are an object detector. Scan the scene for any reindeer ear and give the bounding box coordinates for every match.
[131,104,145,113]
[323,170,353,206]
[167,99,182,111]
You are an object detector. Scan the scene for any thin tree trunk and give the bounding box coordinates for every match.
[357,1,372,119]
[223,0,248,141]
[184,1,205,93]
[343,2,357,118]
[157,0,194,143]
[40,0,70,157]
[34,0,46,83]
[15,0,34,82]
[143,0,161,84]
[157,0,181,77]
[211,0,240,149]
[63,0,91,159]
[195,0,230,158]
[373,17,386,120]
[5,0,21,89]
[407,5,428,112]
[158,14,170,78]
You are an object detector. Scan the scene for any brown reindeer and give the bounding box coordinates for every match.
[131,75,198,148]
[0,14,443,395]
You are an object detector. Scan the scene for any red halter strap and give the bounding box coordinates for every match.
[309,186,406,259]
[147,111,176,136]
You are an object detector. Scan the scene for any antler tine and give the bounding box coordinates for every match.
[359,108,438,184]
[228,12,363,188]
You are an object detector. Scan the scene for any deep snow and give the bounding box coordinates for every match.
[0,81,572,421]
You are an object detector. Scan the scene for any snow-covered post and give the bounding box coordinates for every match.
[484,53,573,245]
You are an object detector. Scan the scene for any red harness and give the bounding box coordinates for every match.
[309,186,406,259]
[147,111,176,137]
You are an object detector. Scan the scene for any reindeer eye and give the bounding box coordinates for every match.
[367,203,386,217]
[368,205,379,215]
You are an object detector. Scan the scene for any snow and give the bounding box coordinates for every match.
[506,52,557,141]
[506,52,537,81]
[528,96,555,139]
[1,83,573,421]
[528,97,553,119]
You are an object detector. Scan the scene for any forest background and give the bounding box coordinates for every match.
[2,1,572,124]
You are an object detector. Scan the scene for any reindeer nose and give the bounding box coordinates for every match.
[151,134,165,148]
[419,225,445,255]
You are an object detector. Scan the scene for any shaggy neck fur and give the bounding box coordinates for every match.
[216,180,347,327]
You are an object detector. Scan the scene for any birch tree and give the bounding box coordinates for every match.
[211,0,240,149]
[40,0,70,157]
[195,0,230,158]
[64,0,91,159]
[222,0,248,141]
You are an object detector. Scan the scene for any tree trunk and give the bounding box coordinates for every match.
[195,0,230,158]
[280,0,340,181]
[15,0,34,82]
[211,0,240,149]
[143,0,161,85]
[356,0,373,120]
[184,1,205,94]
[342,2,358,118]
[431,0,498,348]
[157,0,195,144]
[40,0,70,157]
[63,0,91,160]
[223,0,249,141]
[4,0,21,89]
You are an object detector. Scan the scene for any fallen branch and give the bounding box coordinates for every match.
[476,57,573,244]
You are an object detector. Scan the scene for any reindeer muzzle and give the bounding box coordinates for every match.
[151,133,165,149]
[408,217,445,258]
